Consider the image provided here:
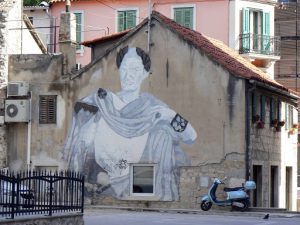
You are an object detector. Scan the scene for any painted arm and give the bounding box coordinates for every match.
[152,106,197,144]
[170,113,197,144]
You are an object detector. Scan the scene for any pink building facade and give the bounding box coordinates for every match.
[49,0,230,66]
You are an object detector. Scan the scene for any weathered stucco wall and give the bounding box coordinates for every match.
[7,54,64,171]
[7,14,298,209]
[63,20,247,207]
[7,18,247,208]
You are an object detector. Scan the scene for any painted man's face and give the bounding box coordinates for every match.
[119,57,148,92]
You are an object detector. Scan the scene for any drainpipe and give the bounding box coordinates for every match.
[245,80,256,181]
[26,91,32,171]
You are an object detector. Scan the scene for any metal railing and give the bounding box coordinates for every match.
[239,33,281,56]
[0,170,84,219]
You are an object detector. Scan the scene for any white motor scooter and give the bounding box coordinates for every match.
[200,177,256,211]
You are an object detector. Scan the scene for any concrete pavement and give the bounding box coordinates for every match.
[84,205,300,219]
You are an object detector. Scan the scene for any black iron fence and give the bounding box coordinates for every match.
[0,170,84,219]
[239,33,281,56]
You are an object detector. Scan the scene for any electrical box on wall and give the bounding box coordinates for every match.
[7,82,29,97]
[5,99,30,122]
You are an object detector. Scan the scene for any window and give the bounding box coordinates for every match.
[117,10,137,32]
[285,103,294,129]
[260,95,266,122]
[270,98,278,125]
[39,95,57,124]
[241,8,270,52]
[173,7,194,29]
[288,105,294,129]
[74,12,83,50]
[251,92,257,119]
[131,165,154,195]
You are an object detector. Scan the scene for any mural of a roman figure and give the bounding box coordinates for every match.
[63,46,197,201]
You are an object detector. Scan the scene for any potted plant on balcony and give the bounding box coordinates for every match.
[252,115,260,123]
[257,121,265,129]
[271,119,279,127]
[278,121,285,127]
[288,128,297,135]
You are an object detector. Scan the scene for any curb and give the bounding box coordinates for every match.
[84,205,300,218]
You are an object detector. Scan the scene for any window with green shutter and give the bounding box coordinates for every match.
[242,8,250,51]
[74,12,83,50]
[277,101,281,122]
[117,10,137,32]
[173,7,194,29]
[261,11,270,53]
[251,93,257,119]
[39,95,57,124]
[260,95,266,122]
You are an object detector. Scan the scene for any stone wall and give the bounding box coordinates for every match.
[0,214,83,225]
[250,88,298,210]
[89,154,245,209]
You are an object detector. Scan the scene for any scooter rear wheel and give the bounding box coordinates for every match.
[232,199,250,212]
[200,200,212,211]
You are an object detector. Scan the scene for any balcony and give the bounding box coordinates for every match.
[239,33,281,60]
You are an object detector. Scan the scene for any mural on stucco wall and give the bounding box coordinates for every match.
[63,47,197,201]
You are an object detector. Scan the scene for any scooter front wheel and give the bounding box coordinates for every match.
[200,200,212,211]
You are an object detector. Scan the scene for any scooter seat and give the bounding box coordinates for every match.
[223,187,244,192]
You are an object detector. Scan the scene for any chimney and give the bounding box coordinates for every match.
[58,0,76,75]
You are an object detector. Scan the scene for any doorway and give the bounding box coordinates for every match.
[270,166,279,207]
[253,165,263,207]
[286,167,292,210]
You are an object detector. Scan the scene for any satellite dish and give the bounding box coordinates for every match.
[6,104,18,117]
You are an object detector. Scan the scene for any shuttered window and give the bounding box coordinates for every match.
[117,10,137,32]
[242,8,250,50]
[174,7,194,29]
[74,12,83,50]
[261,11,270,52]
[39,95,57,124]
[260,95,266,122]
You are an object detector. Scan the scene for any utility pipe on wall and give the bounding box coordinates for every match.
[147,0,152,52]
[26,91,32,171]
[245,81,256,181]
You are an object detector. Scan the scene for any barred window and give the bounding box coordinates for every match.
[39,95,57,124]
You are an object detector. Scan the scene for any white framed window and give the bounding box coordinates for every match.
[116,8,139,32]
[73,11,84,54]
[130,164,155,196]
[171,4,196,30]
[241,8,270,53]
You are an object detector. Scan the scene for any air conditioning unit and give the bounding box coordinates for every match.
[7,82,29,97]
[5,99,30,122]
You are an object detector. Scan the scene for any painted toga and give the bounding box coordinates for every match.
[64,88,192,201]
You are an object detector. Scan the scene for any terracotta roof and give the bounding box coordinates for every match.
[81,29,131,46]
[152,11,289,93]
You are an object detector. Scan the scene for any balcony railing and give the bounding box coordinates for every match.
[239,33,280,57]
